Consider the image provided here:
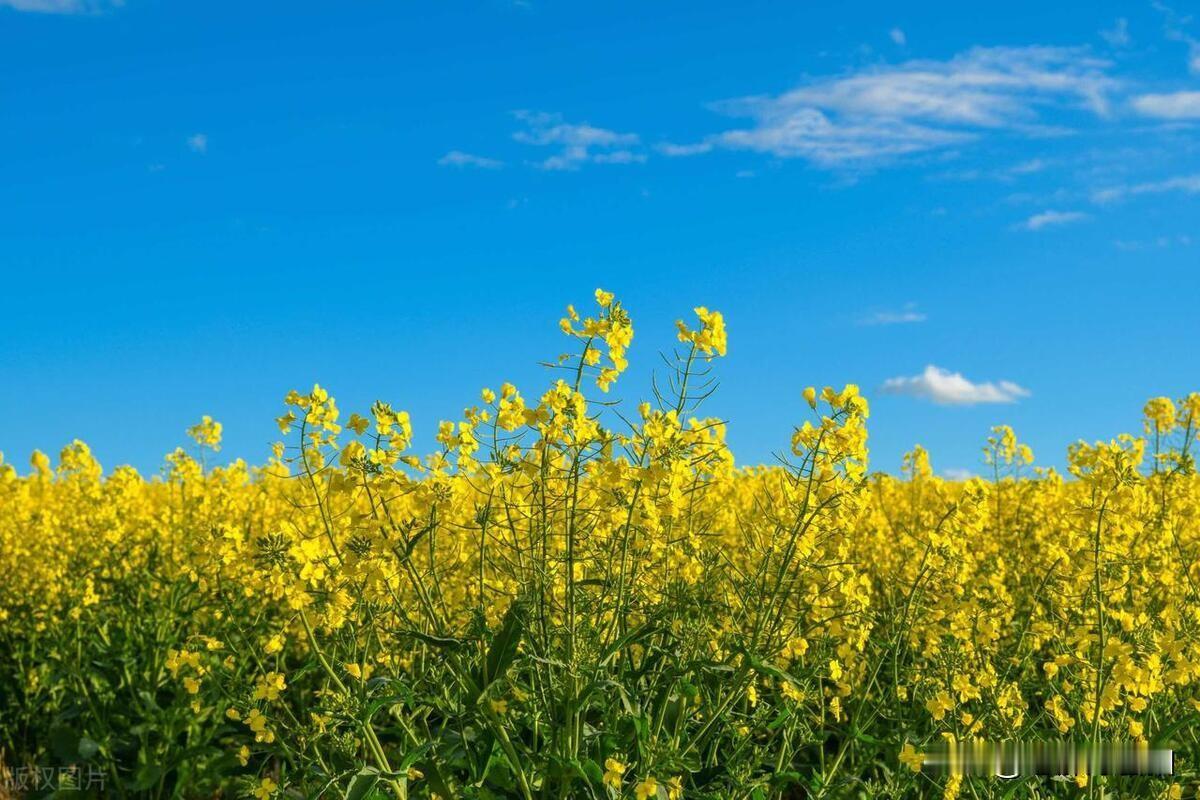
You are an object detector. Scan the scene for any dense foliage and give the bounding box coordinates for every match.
[2,291,1199,799]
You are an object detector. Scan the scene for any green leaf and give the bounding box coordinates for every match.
[1000,778,1035,800]
[129,763,162,792]
[850,726,883,745]
[48,726,79,763]
[770,771,802,788]
[363,693,413,721]
[475,600,527,698]
[403,629,468,650]
[77,736,100,760]
[581,758,604,787]
[424,762,456,800]
[598,623,659,668]
[397,741,435,772]
[306,772,352,800]
[403,524,433,558]
[344,767,381,800]
[738,647,801,688]
[1152,715,1190,746]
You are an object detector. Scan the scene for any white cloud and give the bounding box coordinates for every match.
[881,365,1031,405]
[187,133,208,154]
[438,150,504,169]
[858,304,927,325]
[943,467,976,480]
[1100,18,1131,47]
[513,110,643,170]
[1154,1,1200,74]
[0,0,119,12]
[1020,209,1089,230]
[710,108,972,163]
[662,46,1118,166]
[1114,234,1191,251]
[890,28,907,46]
[934,157,1054,183]
[592,150,646,164]
[1131,90,1200,119]
[657,142,713,156]
[1093,174,1200,203]
[1008,158,1047,175]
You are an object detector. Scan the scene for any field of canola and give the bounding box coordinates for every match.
[2,290,1200,800]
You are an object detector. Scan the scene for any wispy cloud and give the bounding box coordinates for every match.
[943,467,976,480]
[660,46,1118,167]
[438,150,504,169]
[881,365,1031,405]
[513,111,644,170]
[1131,90,1200,119]
[1009,158,1047,175]
[1153,1,1200,74]
[1093,174,1200,203]
[1020,209,1088,230]
[1114,234,1192,251]
[0,0,120,12]
[933,157,1053,183]
[656,142,714,157]
[889,28,907,46]
[186,133,208,154]
[858,303,927,325]
[1100,18,1131,48]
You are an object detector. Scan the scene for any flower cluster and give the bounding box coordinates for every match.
[0,292,1197,800]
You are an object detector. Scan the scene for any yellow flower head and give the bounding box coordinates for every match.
[635,777,659,800]
[252,777,276,800]
[899,742,924,773]
[252,672,287,703]
[603,757,626,789]
[675,306,726,358]
[187,415,223,451]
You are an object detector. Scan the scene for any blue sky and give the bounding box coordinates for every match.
[2,0,1199,478]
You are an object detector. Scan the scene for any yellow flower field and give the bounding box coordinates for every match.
[2,291,1199,799]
